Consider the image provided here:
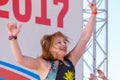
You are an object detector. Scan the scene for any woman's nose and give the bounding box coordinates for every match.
[62,42,66,46]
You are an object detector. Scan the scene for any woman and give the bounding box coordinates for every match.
[7,2,97,80]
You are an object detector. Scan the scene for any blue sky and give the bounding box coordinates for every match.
[108,0,120,79]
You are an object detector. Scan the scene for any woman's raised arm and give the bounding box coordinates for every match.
[7,23,40,70]
[69,2,97,65]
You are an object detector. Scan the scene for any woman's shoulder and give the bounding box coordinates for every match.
[36,57,51,67]
[37,56,49,62]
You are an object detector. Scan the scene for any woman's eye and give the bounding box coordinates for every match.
[58,42,61,44]
[64,41,67,44]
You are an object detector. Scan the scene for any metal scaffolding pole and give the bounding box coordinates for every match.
[82,0,108,80]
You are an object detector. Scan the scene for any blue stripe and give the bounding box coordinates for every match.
[0,78,5,80]
[0,61,40,80]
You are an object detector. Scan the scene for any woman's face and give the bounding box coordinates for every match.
[49,36,68,58]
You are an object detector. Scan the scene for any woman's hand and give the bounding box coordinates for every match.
[7,23,22,36]
[89,2,97,12]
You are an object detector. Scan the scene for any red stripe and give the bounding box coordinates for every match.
[0,68,30,80]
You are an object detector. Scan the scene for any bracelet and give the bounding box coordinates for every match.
[9,36,17,40]
[92,11,97,14]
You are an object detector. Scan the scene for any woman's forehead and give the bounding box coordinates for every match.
[54,36,65,41]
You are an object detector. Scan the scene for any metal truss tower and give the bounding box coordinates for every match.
[82,0,108,80]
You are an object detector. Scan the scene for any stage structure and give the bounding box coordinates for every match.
[82,0,108,80]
